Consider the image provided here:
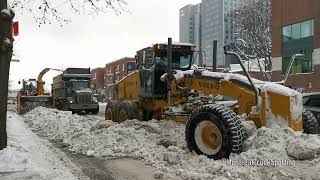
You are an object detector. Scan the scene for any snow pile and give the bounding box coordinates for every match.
[173,70,194,79]
[0,146,30,173]
[286,134,320,160]
[164,106,187,114]
[23,107,320,179]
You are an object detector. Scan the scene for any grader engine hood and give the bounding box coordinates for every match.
[171,69,304,132]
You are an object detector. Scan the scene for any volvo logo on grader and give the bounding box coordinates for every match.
[198,81,219,90]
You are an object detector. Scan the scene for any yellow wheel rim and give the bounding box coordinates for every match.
[119,110,127,123]
[105,108,113,120]
[195,120,222,155]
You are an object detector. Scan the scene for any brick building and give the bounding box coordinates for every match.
[105,57,136,99]
[91,67,105,90]
[271,0,320,92]
[91,67,106,101]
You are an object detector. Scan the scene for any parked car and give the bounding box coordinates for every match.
[303,92,320,121]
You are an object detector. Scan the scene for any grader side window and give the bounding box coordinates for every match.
[180,55,191,69]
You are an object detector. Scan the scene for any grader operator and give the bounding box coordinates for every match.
[105,38,319,159]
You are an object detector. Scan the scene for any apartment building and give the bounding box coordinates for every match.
[105,57,136,99]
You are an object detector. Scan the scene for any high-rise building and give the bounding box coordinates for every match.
[201,0,250,67]
[179,5,195,43]
[179,4,202,65]
[180,0,250,67]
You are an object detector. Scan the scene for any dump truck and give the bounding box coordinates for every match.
[52,68,99,114]
[17,68,62,114]
[105,38,320,160]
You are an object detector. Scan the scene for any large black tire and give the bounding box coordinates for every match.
[105,100,117,122]
[143,110,153,121]
[303,108,320,134]
[116,100,139,123]
[90,107,99,115]
[185,104,246,160]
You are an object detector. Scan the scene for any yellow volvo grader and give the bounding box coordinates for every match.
[105,38,319,159]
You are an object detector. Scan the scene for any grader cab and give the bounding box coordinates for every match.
[105,39,319,159]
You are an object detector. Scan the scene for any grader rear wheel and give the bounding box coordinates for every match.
[116,100,139,123]
[186,104,246,159]
[303,108,320,134]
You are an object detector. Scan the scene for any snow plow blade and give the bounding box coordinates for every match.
[17,95,52,114]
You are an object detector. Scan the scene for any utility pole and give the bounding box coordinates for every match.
[167,37,172,106]
[0,0,14,150]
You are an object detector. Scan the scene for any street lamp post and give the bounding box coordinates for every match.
[0,0,15,150]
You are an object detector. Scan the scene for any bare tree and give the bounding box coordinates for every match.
[232,0,271,80]
[0,0,128,150]
[10,0,128,25]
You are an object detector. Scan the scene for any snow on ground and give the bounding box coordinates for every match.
[23,107,320,180]
[0,111,79,180]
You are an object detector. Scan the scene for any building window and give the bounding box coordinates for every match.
[301,20,314,38]
[115,65,120,73]
[282,19,314,74]
[122,64,125,71]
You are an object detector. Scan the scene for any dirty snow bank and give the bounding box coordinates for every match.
[0,111,78,180]
[24,107,320,179]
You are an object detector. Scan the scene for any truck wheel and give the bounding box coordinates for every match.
[62,104,69,111]
[303,108,320,134]
[117,100,139,123]
[185,104,246,160]
[105,100,117,122]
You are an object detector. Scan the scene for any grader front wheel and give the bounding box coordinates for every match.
[185,104,246,159]
[105,100,117,122]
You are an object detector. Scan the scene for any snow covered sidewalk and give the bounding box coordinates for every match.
[0,111,79,180]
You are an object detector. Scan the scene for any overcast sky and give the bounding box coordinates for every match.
[9,0,201,89]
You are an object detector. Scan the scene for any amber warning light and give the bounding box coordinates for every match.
[12,21,19,36]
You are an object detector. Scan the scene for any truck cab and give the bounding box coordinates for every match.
[52,68,99,114]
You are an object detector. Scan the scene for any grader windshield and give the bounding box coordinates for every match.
[153,43,195,70]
